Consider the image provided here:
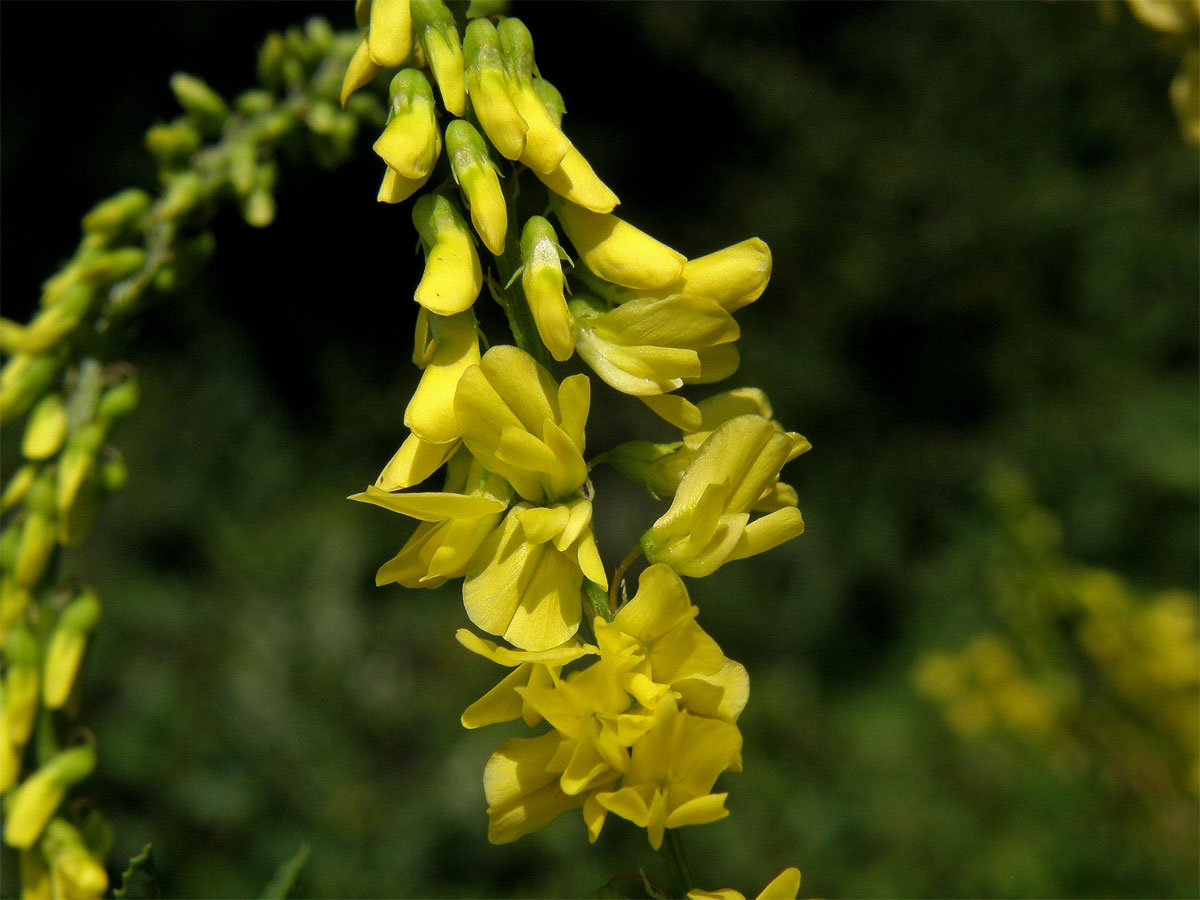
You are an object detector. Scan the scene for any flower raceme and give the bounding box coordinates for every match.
[345,0,809,880]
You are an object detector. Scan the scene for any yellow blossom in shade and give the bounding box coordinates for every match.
[497,18,572,175]
[453,345,590,503]
[447,120,507,256]
[367,0,413,67]
[411,0,465,116]
[484,730,619,844]
[595,693,742,850]
[552,198,686,290]
[404,310,480,445]
[596,564,750,721]
[412,193,483,316]
[456,628,597,728]
[463,498,607,651]
[350,451,510,588]
[521,216,574,362]
[464,18,528,161]
[341,37,382,107]
[688,867,802,900]
[643,415,806,578]
[570,293,740,397]
[373,69,442,179]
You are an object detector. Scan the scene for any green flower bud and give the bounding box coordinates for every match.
[229,142,257,197]
[236,89,275,116]
[21,394,68,461]
[0,318,25,354]
[304,100,338,136]
[374,69,442,178]
[2,623,41,747]
[242,163,277,229]
[170,72,229,137]
[601,440,690,500]
[412,0,466,116]
[159,171,203,220]
[39,818,109,899]
[0,739,20,794]
[1,579,32,647]
[42,589,101,709]
[15,471,57,590]
[0,351,65,424]
[19,283,94,354]
[99,454,128,495]
[144,120,202,165]
[3,743,96,849]
[81,189,151,237]
[93,378,137,427]
[446,119,506,256]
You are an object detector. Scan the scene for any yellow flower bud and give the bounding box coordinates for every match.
[498,19,570,175]
[15,471,58,591]
[42,588,101,709]
[1,579,32,646]
[447,120,507,255]
[3,743,96,849]
[341,37,382,107]
[81,188,151,237]
[377,166,432,204]
[464,18,528,161]
[373,69,442,179]
[169,73,228,137]
[95,376,139,425]
[56,422,106,521]
[19,284,94,354]
[0,318,25,354]
[1,464,37,513]
[0,739,21,793]
[19,849,52,900]
[40,818,108,899]
[520,216,574,361]
[412,194,483,315]
[2,624,40,748]
[368,0,414,67]
[412,0,466,116]
[552,198,685,290]
[21,394,68,461]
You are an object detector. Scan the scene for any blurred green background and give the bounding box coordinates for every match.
[2,2,1197,897]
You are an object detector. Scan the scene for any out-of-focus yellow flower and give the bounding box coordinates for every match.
[521,216,574,361]
[42,588,101,710]
[643,415,806,578]
[413,193,483,316]
[570,293,740,397]
[463,498,606,651]
[367,0,413,67]
[453,345,589,503]
[595,564,749,722]
[412,0,465,115]
[464,18,528,161]
[374,69,441,178]
[40,818,108,900]
[688,867,802,900]
[456,628,596,728]
[553,199,685,290]
[594,693,742,849]
[350,451,510,588]
[4,743,96,849]
[447,120,507,256]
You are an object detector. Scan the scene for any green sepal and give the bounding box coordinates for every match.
[260,842,311,899]
[114,844,163,899]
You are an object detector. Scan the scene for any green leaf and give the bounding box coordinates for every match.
[114,844,162,899]
[260,842,310,899]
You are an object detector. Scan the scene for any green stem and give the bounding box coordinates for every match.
[491,168,551,367]
[658,829,694,899]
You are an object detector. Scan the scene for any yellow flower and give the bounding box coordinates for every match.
[403,311,479,446]
[350,451,510,588]
[412,0,465,116]
[373,70,441,180]
[464,18,528,161]
[528,79,620,213]
[595,564,749,722]
[463,498,607,651]
[571,293,740,396]
[594,693,742,850]
[643,415,806,577]
[521,216,574,362]
[453,345,589,503]
[341,38,381,107]
[447,120,507,256]
[4,743,95,849]
[412,193,483,316]
[456,629,596,728]
[552,198,686,290]
[627,238,773,313]
[367,0,413,67]
[40,818,109,900]
[497,18,572,175]
[688,867,803,900]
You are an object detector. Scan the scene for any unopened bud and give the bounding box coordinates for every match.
[0,352,65,424]
[1,464,37,514]
[0,318,25,354]
[81,189,151,237]
[56,422,106,519]
[602,441,690,500]
[412,194,483,315]
[40,818,109,899]
[464,18,527,161]
[236,89,275,116]
[159,171,203,220]
[19,284,94,354]
[373,69,442,179]
[15,472,58,590]
[520,216,573,361]
[2,624,41,747]
[3,742,96,849]
[498,19,569,175]
[21,394,68,461]
[412,0,465,115]
[42,589,101,709]
[446,119,506,255]
[144,120,202,165]
[170,72,229,136]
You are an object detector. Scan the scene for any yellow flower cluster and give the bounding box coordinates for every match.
[346,0,808,868]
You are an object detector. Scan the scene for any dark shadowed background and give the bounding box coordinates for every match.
[2,2,1197,897]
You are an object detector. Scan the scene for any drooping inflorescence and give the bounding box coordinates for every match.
[346,2,807,892]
